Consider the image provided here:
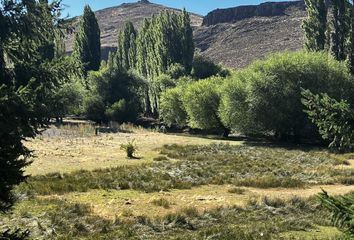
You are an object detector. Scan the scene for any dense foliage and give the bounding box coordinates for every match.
[84,68,145,123]
[303,0,328,51]
[0,0,71,238]
[319,191,354,237]
[302,89,354,152]
[73,5,101,75]
[220,51,354,140]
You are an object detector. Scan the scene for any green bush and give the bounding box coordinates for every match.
[182,77,229,135]
[83,95,106,123]
[105,99,139,123]
[167,63,186,79]
[85,68,145,123]
[191,55,227,79]
[160,86,187,127]
[220,51,354,140]
[120,140,137,158]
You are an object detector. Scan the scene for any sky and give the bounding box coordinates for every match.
[61,0,289,18]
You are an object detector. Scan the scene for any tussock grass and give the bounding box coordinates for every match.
[151,198,171,209]
[19,143,350,195]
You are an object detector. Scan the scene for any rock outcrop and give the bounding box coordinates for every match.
[202,0,305,26]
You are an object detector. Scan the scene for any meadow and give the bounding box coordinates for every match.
[1,124,354,239]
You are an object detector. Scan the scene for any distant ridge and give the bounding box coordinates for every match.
[202,0,305,26]
[65,0,306,69]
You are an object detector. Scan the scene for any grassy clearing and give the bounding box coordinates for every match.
[1,193,346,239]
[19,143,354,196]
[10,126,354,239]
[25,125,241,175]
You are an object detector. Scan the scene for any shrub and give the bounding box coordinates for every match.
[160,86,187,127]
[191,55,227,79]
[105,99,139,123]
[167,63,186,79]
[120,140,137,158]
[220,51,354,140]
[84,95,106,123]
[182,77,230,136]
[151,198,171,209]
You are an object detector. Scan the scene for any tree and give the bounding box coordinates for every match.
[303,0,328,51]
[331,0,349,61]
[180,9,194,74]
[191,55,225,79]
[0,0,68,237]
[318,190,354,237]
[220,51,354,140]
[116,22,137,70]
[302,89,354,152]
[84,68,145,123]
[160,86,187,127]
[182,77,230,136]
[73,5,101,75]
[135,10,195,116]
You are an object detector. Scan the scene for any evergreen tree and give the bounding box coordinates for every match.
[0,2,68,236]
[73,5,101,75]
[303,0,328,51]
[349,1,354,73]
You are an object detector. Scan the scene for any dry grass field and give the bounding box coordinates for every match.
[25,124,241,175]
[2,124,354,239]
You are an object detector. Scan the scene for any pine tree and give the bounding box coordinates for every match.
[303,0,328,51]
[349,1,354,73]
[0,0,67,223]
[73,5,101,75]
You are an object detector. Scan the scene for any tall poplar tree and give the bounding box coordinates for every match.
[116,22,137,70]
[180,9,194,73]
[73,5,101,75]
[303,0,328,51]
[331,0,349,61]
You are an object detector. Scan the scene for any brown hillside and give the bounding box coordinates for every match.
[65,0,306,69]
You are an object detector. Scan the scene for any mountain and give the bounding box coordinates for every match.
[65,0,203,60]
[65,0,306,69]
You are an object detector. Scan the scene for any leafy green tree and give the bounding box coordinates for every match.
[85,68,145,123]
[302,89,354,152]
[73,5,101,75]
[303,0,328,51]
[160,86,187,127]
[331,0,350,61]
[180,9,194,74]
[182,77,230,136]
[220,51,354,140]
[135,10,194,116]
[191,55,227,79]
[116,22,137,70]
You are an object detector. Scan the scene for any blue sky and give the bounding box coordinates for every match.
[61,0,289,17]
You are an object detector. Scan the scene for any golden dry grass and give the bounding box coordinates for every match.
[25,125,241,175]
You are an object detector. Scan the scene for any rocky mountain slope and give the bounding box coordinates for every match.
[65,0,306,69]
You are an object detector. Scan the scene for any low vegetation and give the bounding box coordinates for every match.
[18,143,352,196]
